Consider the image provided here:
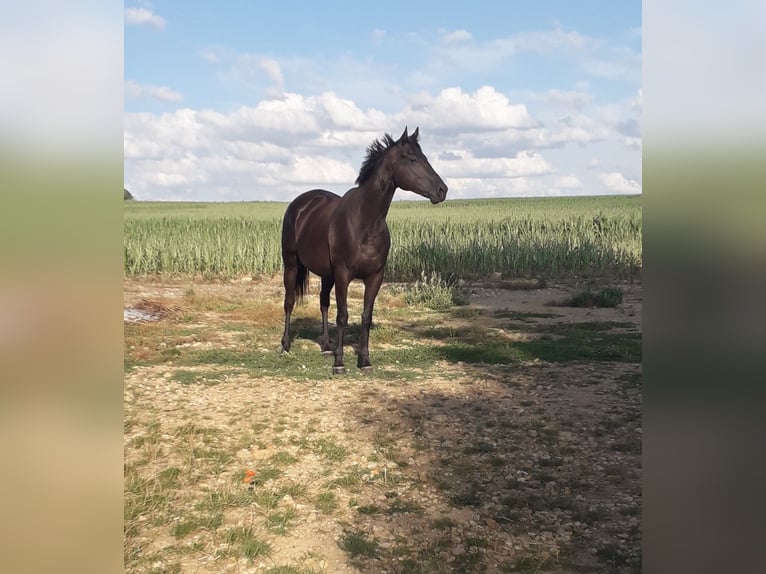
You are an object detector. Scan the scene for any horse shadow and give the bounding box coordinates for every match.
[287,316,362,354]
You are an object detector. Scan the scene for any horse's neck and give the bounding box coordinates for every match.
[349,174,396,229]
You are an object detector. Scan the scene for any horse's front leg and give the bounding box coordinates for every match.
[332,272,350,374]
[358,270,384,371]
[319,276,335,355]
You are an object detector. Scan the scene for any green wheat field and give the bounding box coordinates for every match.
[124,195,641,281]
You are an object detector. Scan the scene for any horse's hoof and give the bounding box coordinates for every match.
[280,348,290,355]
[360,366,373,374]
[332,365,346,375]
[321,349,334,356]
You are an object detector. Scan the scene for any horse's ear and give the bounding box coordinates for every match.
[412,126,419,140]
[398,126,408,143]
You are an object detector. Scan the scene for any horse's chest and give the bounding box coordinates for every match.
[354,232,390,273]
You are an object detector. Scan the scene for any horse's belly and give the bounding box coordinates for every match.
[296,243,331,277]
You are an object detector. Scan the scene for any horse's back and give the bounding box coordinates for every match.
[283,189,339,233]
[282,189,341,276]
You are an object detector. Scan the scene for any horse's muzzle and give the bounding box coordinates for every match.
[430,184,448,204]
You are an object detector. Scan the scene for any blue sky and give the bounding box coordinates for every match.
[125,1,642,201]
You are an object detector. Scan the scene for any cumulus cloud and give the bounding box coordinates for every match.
[444,176,544,200]
[402,86,537,132]
[125,80,183,102]
[443,29,472,43]
[125,7,166,30]
[124,92,396,200]
[124,78,639,201]
[599,171,641,194]
[435,149,553,179]
[548,114,610,146]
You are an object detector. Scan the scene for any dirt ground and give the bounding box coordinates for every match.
[124,276,641,573]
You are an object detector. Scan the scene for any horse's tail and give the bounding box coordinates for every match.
[295,259,309,303]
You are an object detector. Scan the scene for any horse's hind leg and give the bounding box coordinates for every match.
[281,253,298,353]
[332,270,351,374]
[319,276,335,354]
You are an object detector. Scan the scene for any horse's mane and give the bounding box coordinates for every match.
[356,130,420,185]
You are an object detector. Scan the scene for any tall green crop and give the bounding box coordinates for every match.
[124,196,641,280]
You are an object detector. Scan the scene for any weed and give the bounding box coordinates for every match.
[357,504,384,515]
[396,271,468,310]
[387,499,424,515]
[219,527,271,560]
[559,286,624,308]
[265,508,296,535]
[171,512,223,538]
[157,467,182,488]
[312,438,348,462]
[340,530,379,558]
[432,517,456,530]
[269,451,299,466]
[264,567,322,574]
[326,468,365,489]
[315,491,338,513]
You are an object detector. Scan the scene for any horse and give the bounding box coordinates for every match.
[280,126,448,374]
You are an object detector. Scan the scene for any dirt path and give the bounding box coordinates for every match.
[125,276,641,573]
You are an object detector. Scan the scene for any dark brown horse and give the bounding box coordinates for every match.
[280,127,448,373]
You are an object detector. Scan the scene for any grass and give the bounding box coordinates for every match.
[311,438,349,462]
[219,527,271,560]
[516,323,642,363]
[315,491,338,513]
[171,512,224,538]
[263,567,323,574]
[265,508,297,535]
[124,273,641,573]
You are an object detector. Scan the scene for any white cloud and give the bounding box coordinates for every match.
[427,24,590,79]
[548,114,610,146]
[371,29,386,44]
[124,93,393,200]
[284,156,357,185]
[508,24,589,54]
[444,176,543,199]
[443,29,472,44]
[599,171,641,194]
[435,149,553,179]
[124,80,639,201]
[200,49,220,63]
[527,89,592,110]
[402,86,537,132]
[125,80,183,102]
[125,7,166,30]
[553,175,584,190]
[581,50,641,83]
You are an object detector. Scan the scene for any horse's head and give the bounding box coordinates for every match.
[391,127,448,204]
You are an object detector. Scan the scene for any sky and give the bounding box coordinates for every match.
[124,1,642,202]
